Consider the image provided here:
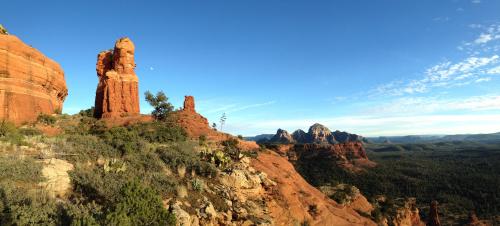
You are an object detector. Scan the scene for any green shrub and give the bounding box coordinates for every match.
[78,107,95,118]
[156,142,217,177]
[105,181,175,226]
[191,178,204,192]
[130,122,186,143]
[37,114,57,125]
[19,127,42,136]
[101,127,145,156]
[0,121,25,145]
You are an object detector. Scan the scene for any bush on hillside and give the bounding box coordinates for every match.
[0,121,26,145]
[37,114,57,125]
[156,142,217,177]
[105,181,175,226]
[78,107,95,118]
[144,91,174,121]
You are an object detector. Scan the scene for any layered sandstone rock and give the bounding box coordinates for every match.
[0,34,68,124]
[382,198,425,226]
[94,37,140,119]
[290,142,375,171]
[183,95,195,112]
[251,152,376,226]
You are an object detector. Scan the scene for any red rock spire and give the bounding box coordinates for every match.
[94,37,140,119]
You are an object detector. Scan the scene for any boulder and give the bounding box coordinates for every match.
[0,34,68,124]
[94,37,140,119]
[39,158,74,198]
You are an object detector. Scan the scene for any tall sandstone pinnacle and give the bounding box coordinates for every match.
[183,95,196,112]
[94,37,140,119]
[0,32,67,124]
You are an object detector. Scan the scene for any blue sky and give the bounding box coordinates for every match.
[2,0,500,136]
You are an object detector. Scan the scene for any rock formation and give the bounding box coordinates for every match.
[308,123,333,143]
[262,123,373,171]
[175,95,210,137]
[427,201,441,226]
[0,33,68,124]
[94,37,140,119]
[251,152,376,225]
[269,128,295,143]
[263,123,363,144]
[375,197,425,226]
[292,129,307,142]
[290,142,374,171]
[183,95,195,112]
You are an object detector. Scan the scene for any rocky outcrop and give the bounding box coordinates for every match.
[39,158,74,198]
[0,34,68,124]
[427,201,441,226]
[251,152,376,226]
[319,184,374,214]
[174,96,259,150]
[175,96,211,137]
[289,142,374,172]
[183,95,195,112]
[269,128,295,144]
[373,197,425,226]
[94,37,140,119]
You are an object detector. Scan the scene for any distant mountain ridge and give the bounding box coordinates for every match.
[248,123,364,144]
[367,132,500,144]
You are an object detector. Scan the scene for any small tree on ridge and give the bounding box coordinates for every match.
[145,91,174,121]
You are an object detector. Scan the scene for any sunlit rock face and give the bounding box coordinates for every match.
[94,37,140,119]
[0,34,68,124]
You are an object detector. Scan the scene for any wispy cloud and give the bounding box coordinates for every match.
[372,23,500,97]
[200,100,276,114]
[372,55,499,96]
[365,94,500,115]
[226,101,276,113]
[471,0,481,4]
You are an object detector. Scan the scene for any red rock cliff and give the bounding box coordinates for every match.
[0,34,68,124]
[94,37,139,119]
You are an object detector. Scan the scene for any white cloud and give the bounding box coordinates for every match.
[475,77,491,83]
[487,65,500,74]
[372,55,499,96]
[471,0,481,3]
[366,95,500,115]
[475,34,493,44]
[199,100,276,114]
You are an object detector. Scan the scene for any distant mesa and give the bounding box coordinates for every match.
[0,30,68,124]
[264,123,363,145]
[94,37,140,119]
[261,123,374,171]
